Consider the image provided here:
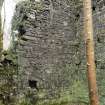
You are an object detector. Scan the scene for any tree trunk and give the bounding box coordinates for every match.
[0,0,4,52]
[83,0,99,105]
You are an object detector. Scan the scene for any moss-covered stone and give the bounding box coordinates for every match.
[8,0,105,105]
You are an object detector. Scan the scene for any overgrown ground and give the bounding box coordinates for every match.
[0,50,104,105]
[0,51,89,105]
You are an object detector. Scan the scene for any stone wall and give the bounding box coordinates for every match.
[11,0,105,103]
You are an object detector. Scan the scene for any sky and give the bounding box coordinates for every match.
[1,0,40,50]
[1,0,16,50]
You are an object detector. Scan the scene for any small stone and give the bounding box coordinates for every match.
[63,21,68,26]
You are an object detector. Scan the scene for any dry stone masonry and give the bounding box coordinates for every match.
[11,0,105,102]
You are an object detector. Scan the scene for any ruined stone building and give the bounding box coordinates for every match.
[11,0,105,103]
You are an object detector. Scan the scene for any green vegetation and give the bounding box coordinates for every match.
[0,53,89,105]
[0,50,18,105]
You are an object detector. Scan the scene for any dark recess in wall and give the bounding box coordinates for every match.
[18,25,26,36]
[28,80,39,91]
